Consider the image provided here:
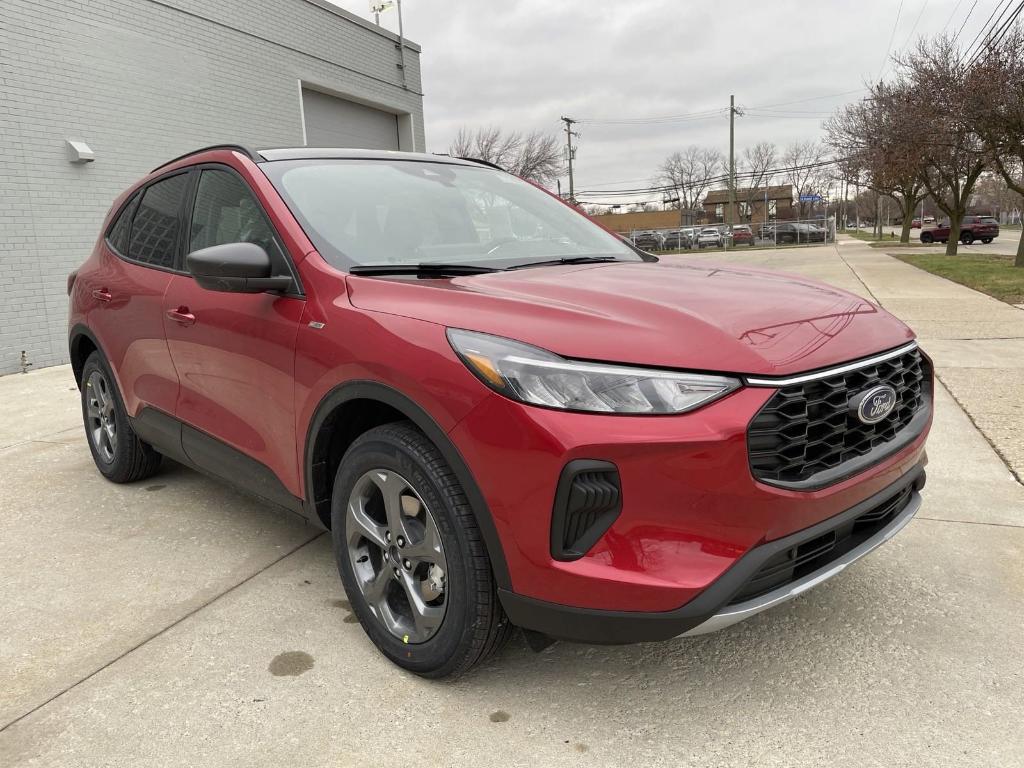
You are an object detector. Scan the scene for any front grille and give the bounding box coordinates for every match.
[748,347,930,487]
[727,484,914,605]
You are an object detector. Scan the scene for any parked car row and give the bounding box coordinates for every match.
[627,222,831,251]
[630,225,759,251]
[759,222,827,244]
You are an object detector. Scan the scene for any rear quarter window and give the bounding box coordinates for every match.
[128,173,190,269]
[106,194,140,255]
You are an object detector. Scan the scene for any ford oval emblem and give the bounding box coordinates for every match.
[853,385,898,424]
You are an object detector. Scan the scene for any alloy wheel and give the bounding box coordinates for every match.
[345,469,448,643]
[85,370,117,463]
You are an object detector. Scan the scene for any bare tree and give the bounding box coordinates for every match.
[449,127,563,186]
[656,146,723,224]
[892,35,987,255]
[739,142,777,222]
[782,140,829,219]
[970,26,1024,265]
[826,80,926,243]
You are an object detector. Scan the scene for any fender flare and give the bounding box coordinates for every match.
[303,380,512,590]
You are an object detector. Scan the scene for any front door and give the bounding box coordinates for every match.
[162,166,305,502]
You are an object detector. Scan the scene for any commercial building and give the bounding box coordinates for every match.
[1,0,424,374]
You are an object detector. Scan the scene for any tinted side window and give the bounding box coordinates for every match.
[129,173,189,269]
[189,169,288,274]
[106,194,140,255]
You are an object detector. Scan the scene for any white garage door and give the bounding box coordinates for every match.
[302,89,400,150]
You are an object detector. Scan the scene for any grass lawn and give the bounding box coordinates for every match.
[894,252,1024,305]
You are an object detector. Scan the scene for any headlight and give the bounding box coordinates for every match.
[447,329,740,414]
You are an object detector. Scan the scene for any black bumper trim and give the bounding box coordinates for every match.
[498,461,926,644]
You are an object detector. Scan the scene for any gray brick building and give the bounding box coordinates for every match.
[0,0,425,374]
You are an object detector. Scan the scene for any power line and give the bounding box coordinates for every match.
[962,0,1015,59]
[901,0,930,48]
[574,159,843,200]
[966,0,1024,63]
[746,88,868,110]
[952,0,979,44]
[877,0,906,81]
[942,0,966,31]
[573,108,728,126]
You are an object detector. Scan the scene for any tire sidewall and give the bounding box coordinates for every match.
[330,430,479,676]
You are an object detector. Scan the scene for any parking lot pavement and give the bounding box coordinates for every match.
[2,246,1023,767]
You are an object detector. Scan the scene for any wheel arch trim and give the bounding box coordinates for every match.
[68,324,108,387]
[303,380,512,590]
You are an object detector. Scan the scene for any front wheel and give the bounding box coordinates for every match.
[80,352,162,483]
[331,422,512,677]
[982,237,992,244]
[920,232,933,244]
[961,232,974,245]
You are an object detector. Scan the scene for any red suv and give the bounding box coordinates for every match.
[69,146,932,677]
[920,215,999,244]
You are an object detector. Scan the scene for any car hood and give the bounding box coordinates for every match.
[345,260,914,376]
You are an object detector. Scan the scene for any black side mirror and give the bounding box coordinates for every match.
[186,242,291,294]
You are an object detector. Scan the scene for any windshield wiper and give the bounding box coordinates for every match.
[506,256,623,271]
[349,263,502,277]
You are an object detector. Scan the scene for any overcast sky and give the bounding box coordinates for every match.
[327,0,990,199]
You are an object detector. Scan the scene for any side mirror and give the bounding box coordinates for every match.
[186,242,292,294]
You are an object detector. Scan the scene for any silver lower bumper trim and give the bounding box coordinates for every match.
[679,490,921,637]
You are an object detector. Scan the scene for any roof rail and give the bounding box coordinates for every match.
[455,156,507,173]
[150,144,263,173]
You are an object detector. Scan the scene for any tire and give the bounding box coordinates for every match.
[920,232,933,244]
[331,421,512,678]
[961,231,974,245]
[80,351,162,483]
[982,237,992,244]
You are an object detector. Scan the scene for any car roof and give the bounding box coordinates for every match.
[256,147,482,167]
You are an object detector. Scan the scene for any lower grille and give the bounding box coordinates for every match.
[748,346,931,488]
[726,484,914,606]
[550,460,622,561]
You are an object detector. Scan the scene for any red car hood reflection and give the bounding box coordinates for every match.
[346,260,915,376]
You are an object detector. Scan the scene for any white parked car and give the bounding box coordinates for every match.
[697,227,723,248]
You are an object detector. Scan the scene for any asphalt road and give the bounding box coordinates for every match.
[1,242,1022,767]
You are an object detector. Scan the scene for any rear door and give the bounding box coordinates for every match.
[162,165,306,502]
[88,172,190,418]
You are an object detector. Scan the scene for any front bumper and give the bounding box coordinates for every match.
[499,463,925,644]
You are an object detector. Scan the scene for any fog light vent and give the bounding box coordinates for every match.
[550,460,621,561]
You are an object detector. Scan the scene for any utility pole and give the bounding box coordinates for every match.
[727,95,742,250]
[561,116,578,204]
[729,95,737,227]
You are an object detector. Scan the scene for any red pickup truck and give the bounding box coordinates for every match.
[920,215,999,244]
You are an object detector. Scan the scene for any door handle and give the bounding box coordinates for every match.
[166,306,196,327]
[92,288,112,303]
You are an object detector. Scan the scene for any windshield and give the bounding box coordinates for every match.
[261,158,641,270]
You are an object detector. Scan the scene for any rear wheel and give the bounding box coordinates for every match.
[80,352,162,483]
[961,231,974,245]
[331,422,512,677]
[982,237,993,244]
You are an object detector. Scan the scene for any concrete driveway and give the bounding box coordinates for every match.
[2,240,1023,767]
